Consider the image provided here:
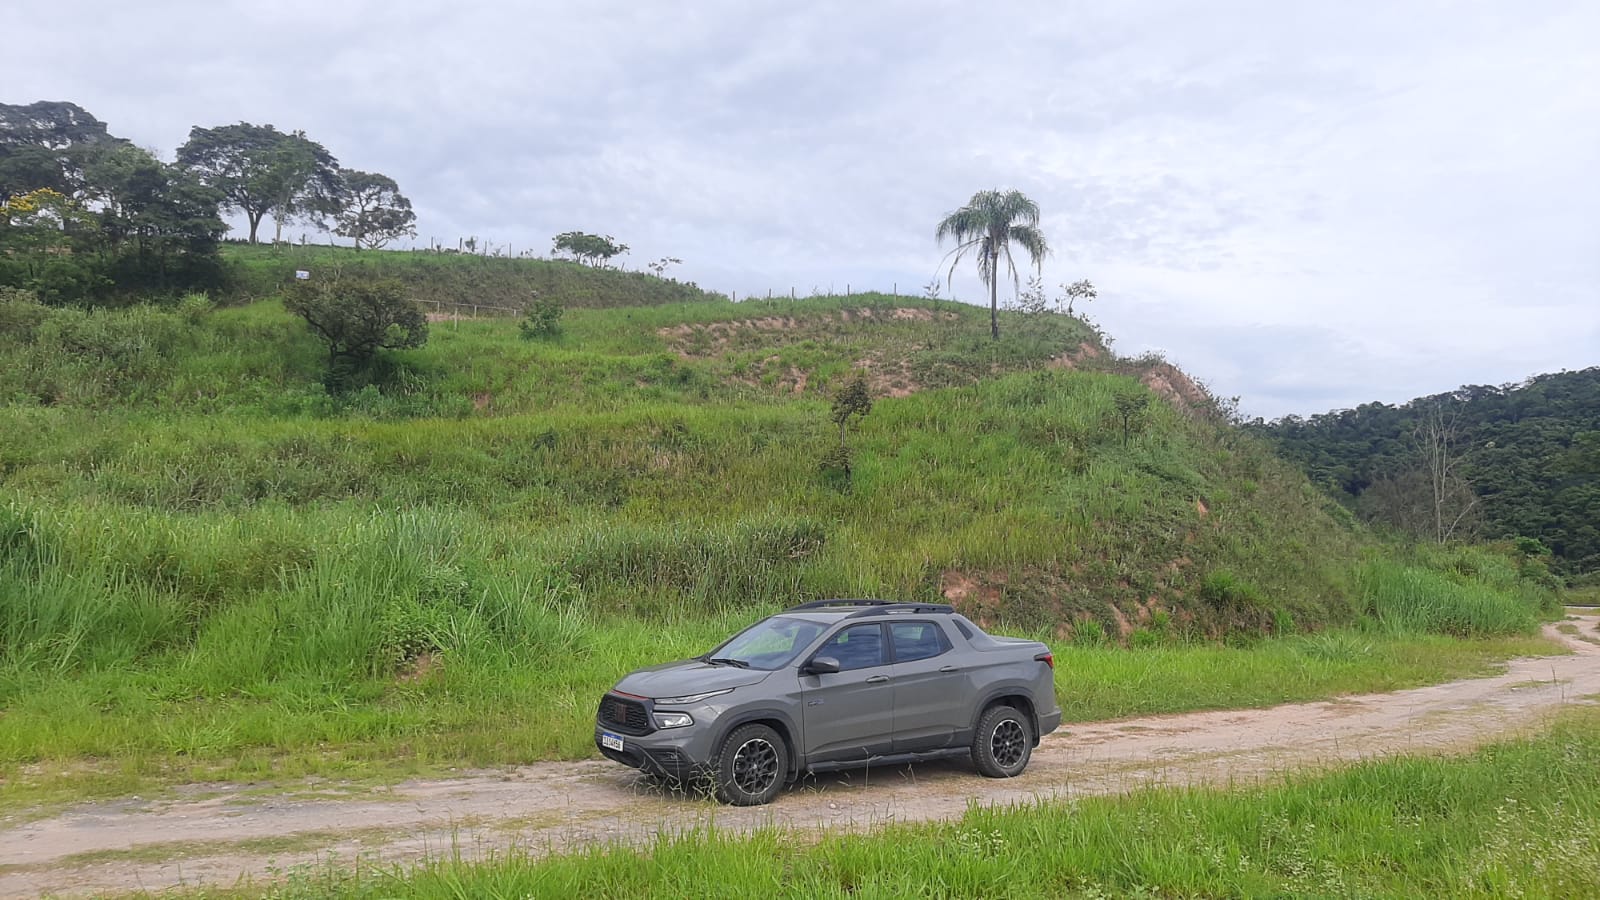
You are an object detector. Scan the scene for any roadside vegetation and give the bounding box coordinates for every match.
[0,246,1568,809]
[170,707,1600,899]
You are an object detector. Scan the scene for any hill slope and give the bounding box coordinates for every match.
[1,273,1361,642]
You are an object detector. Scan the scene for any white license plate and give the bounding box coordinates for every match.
[600,731,625,752]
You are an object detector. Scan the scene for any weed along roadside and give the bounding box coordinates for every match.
[0,245,1587,895]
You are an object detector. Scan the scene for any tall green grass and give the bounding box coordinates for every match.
[1356,554,1554,637]
[191,709,1600,899]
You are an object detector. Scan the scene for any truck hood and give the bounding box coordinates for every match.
[614,659,771,699]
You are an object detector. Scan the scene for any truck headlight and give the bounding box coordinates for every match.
[653,712,694,729]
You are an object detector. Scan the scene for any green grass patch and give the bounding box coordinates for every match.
[1355,556,1551,637]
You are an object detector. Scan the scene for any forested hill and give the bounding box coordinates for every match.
[1251,368,1600,574]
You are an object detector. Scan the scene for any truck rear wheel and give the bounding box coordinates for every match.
[972,704,1032,778]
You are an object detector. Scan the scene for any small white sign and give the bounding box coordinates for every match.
[294,270,310,280]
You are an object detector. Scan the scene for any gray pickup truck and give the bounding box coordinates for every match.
[594,599,1061,805]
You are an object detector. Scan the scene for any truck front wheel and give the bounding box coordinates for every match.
[713,723,787,805]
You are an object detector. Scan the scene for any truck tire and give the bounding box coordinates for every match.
[972,704,1032,778]
[713,723,787,805]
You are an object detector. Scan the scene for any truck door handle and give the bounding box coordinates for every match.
[939,666,959,673]
[866,675,890,684]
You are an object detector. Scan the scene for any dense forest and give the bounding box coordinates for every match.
[1252,368,1600,575]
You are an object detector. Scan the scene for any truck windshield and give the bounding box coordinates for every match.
[706,615,826,671]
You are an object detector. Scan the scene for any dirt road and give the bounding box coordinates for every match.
[4,614,1597,898]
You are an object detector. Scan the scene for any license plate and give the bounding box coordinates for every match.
[600,731,625,752]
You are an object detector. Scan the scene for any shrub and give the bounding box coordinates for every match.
[0,287,48,341]
[283,276,427,381]
[1200,570,1265,611]
[1272,608,1296,634]
[519,292,563,339]
[1073,619,1108,646]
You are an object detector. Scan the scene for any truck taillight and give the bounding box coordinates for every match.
[1034,651,1054,670]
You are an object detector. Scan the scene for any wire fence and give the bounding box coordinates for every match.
[417,299,523,319]
[728,283,938,303]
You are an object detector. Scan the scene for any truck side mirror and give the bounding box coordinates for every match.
[806,656,841,675]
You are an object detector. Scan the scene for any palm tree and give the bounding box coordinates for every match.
[935,190,1050,339]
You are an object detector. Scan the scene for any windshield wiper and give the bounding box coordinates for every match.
[704,656,751,669]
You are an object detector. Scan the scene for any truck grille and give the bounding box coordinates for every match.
[598,693,653,735]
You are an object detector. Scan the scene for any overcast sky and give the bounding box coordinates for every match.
[9,0,1597,417]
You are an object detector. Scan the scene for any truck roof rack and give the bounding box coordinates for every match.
[785,599,956,617]
[786,598,895,611]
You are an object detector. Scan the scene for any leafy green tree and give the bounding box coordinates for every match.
[0,103,227,300]
[84,145,225,254]
[1014,275,1048,316]
[284,277,427,378]
[0,101,126,202]
[935,189,1050,339]
[819,372,873,490]
[176,123,339,244]
[1112,389,1150,445]
[333,170,417,250]
[1061,279,1097,315]
[265,134,344,243]
[830,371,873,450]
[552,231,628,267]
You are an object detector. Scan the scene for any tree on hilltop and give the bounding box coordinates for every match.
[0,102,227,298]
[0,101,127,202]
[334,170,416,250]
[176,123,340,244]
[552,231,628,267]
[936,189,1050,340]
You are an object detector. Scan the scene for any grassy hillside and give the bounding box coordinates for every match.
[0,255,1562,796]
[0,283,1359,634]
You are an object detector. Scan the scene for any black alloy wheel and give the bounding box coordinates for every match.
[972,704,1033,778]
[714,723,787,805]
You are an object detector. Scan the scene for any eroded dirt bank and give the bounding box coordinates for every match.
[4,615,1597,898]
